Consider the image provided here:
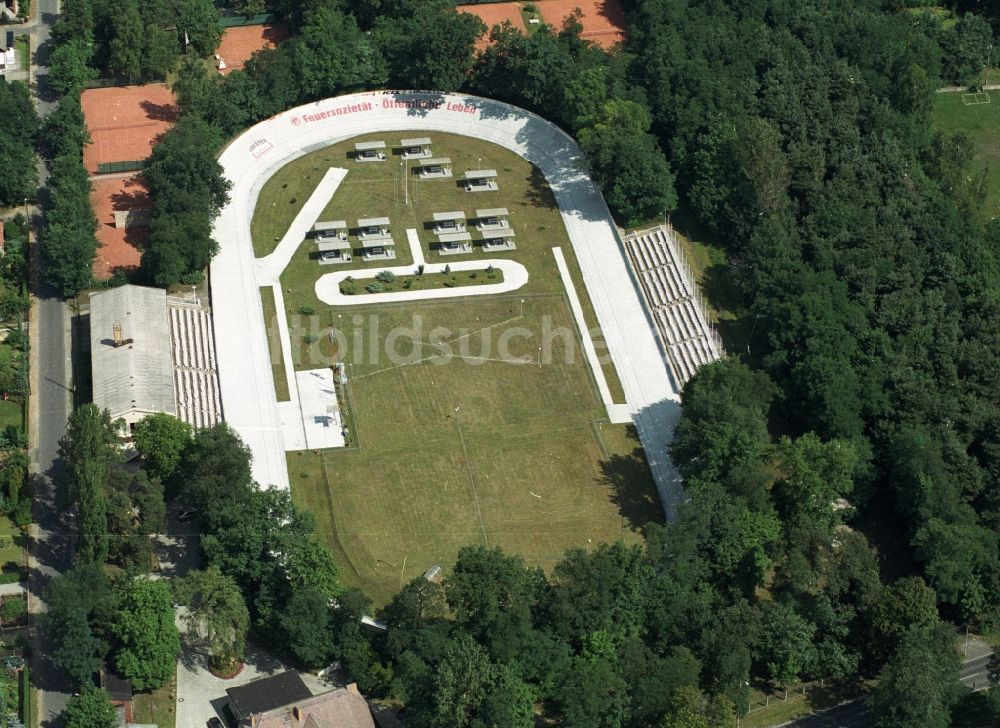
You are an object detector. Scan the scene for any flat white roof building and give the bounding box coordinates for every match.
[401,137,432,159]
[90,285,176,428]
[354,141,386,161]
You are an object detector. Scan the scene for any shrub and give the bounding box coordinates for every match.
[340,278,356,295]
[375,270,396,283]
[417,264,425,275]
[12,498,29,528]
[5,329,27,351]
[469,272,477,279]
[365,282,385,294]
[302,334,318,345]
[298,305,316,316]
[403,280,412,289]
[444,264,451,275]
[0,596,25,624]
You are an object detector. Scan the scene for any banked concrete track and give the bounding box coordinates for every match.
[210,91,685,518]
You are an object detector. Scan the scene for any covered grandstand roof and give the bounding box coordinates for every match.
[89,284,176,423]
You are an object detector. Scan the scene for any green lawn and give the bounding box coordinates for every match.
[258,134,662,604]
[131,672,176,728]
[0,516,24,574]
[259,131,625,402]
[290,298,661,605]
[13,36,28,71]
[933,91,1000,221]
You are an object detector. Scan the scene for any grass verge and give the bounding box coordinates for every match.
[259,287,290,402]
[131,672,176,728]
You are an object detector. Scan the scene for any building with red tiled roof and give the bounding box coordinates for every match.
[250,683,375,728]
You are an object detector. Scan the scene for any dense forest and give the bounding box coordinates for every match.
[40,0,1000,725]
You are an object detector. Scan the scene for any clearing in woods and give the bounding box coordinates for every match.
[256,132,662,603]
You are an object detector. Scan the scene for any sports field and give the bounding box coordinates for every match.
[89,174,149,279]
[933,91,1000,221]
[254,132,661,603]
[216,23,289,75]
[81,84,178,173]
[456,0,627,50]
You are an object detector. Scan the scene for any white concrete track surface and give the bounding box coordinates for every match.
[211,91,683,517]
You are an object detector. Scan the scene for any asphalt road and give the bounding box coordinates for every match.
[782,652,995,728]
[24,0,77,724]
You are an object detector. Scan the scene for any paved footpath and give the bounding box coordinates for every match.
[313,228,529,305]
[211,92,683,515]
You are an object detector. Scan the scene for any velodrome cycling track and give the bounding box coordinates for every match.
[210,91,686,519]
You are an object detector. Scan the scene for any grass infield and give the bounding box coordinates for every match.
[254,132,661,603]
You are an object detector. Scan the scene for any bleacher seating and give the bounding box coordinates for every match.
[623,226,723,386]
[168,303,223,429]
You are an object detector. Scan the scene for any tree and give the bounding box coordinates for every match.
[578,100,677,225]
[288,7,384,101]
[177,0,222,56]
[867,577,939,666]
[940,12,993,84]
[111,579,180,691]
[406,634,533,728]
[756,601,816,687]
[54,610,103,688]
[133,413,192,484]
[175,567,249,671]
[107,0,145,81]
[44,566,110,687]
[172,51,215,117]
[869,623,961,728]
[670,358,776,489]
[376,5,484,91]
[141,115,230,285]
[142,22,180,80]
[48,39,97,95]
[59,405,121,564]
[771,434,856,530]
[446,545,544,644]
[232,0,266,15]
[551,648,629,728]
[546,542,654,647]
[63,689,117,728]
[177,423,252,511]
[0,82,39,207]
[279,586,333,669]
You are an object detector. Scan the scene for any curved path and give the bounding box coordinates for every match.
[315,229,529,305]
[211,91,683,517]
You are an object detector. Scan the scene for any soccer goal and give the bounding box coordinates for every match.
[962,92,992,105]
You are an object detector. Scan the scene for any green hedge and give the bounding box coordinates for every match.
[218,13,277,27]
[19,664,28,728]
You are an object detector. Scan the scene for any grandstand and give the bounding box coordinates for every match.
[623,225,723,385]
[168,297,223,430]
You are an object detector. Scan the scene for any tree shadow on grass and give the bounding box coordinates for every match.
[524,166,556,209]
[598,426,664,531]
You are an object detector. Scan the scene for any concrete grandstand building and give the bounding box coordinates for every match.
[89,284,223,432]
[89,284,176,429]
